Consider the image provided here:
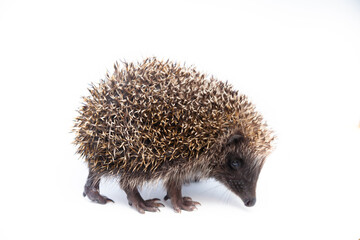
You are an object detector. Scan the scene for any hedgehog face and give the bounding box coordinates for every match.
[213,134,265,207]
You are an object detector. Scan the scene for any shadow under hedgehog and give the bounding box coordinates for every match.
[73,57,275,213]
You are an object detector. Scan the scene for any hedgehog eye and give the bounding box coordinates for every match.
[230,159,242,169]
[227,155,243,170]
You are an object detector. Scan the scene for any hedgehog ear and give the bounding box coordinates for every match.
[227,134,243,146]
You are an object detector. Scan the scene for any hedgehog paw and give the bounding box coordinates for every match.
[169,196,201,213]
[83,189,114,204]
[125,188,164,214]
[128,198,165,214]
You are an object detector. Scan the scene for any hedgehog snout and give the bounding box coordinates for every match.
[226,178,257,207]
[244,197,256,207]
[240,191,257,207]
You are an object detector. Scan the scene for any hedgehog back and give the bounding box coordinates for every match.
[73,58,267,175]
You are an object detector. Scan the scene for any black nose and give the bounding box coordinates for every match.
[244,198,256,207]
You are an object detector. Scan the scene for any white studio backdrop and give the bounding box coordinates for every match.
[0,0,359,240]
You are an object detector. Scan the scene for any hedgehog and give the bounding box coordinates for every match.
[73,57,274,213]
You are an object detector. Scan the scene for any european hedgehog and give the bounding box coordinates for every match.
[73,57,274,213]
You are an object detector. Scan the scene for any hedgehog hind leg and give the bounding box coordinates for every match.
[83,170,114,204]
[123,187,164,214]
[164,181,201,213]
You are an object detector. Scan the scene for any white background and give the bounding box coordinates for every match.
[0,0,359,239]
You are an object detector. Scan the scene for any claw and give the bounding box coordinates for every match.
[172,196,201,213]
[190,201,201,206]
[84,188,114,204]
[125,188,164,213]
[94,195,114,204]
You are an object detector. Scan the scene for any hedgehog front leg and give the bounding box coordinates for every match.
[124,187,164,214]
[83,171,114,204]
[164,182,201,213]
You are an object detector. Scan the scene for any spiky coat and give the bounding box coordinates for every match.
[73,58,273,189]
